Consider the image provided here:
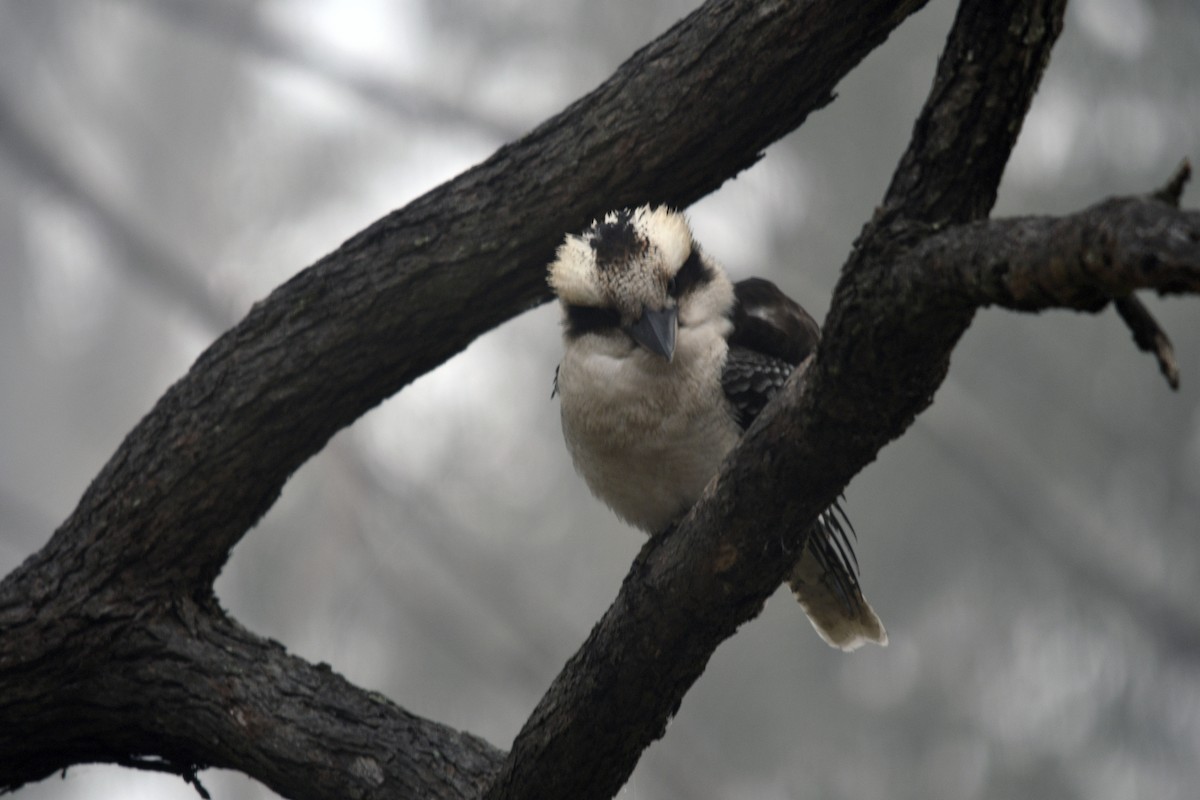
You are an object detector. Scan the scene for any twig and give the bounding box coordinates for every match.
[1113,295,1180,390]
[1153,158,1192,206]
[113,756,212,799]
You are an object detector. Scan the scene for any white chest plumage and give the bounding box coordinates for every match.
[556,318,739,534]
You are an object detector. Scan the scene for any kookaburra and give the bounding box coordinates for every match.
[549,206,886,651]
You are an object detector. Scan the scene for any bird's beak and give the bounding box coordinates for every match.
[627,306,677,361]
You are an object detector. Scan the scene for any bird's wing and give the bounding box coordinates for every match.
[722,277,820,429]
[720,346,793,430]
[721,277,820,429]
[721,279,886,649]
[727,277,821,366]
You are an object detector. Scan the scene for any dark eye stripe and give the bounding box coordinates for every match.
[671,248,712,298]
[564,304,621,338]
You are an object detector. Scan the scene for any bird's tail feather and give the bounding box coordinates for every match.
[788,507,887,651]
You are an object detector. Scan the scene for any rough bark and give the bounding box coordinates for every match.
[0,596,502,799]
[2,1,1198,800]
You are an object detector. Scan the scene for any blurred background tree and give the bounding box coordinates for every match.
[1,0,1198,798]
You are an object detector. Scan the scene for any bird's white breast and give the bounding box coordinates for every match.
[556,317,739,534]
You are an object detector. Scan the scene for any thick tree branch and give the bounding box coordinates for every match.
[880,0,1065,225]
[937,193,1199,388]
[0,595,503,798]
[930,197,1200,310]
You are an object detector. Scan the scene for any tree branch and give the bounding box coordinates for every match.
[0,595,503,798]
[938,192,1199,389]
[880,0,1065,225]
[934,197,1200,310]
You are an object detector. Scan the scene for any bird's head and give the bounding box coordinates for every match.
[548,206,730,361]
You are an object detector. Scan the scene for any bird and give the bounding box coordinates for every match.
[548,205,886,651]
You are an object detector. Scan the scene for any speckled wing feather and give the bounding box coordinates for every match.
[720,346,793,429]
[723,277,819,428]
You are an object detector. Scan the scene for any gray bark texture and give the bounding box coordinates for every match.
[2,0,1198,799]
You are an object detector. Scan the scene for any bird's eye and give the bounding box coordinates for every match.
[667,276,678,296]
